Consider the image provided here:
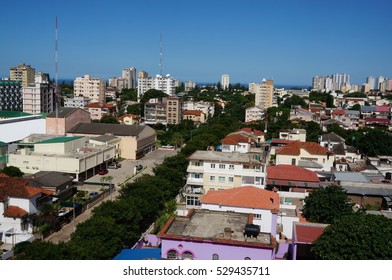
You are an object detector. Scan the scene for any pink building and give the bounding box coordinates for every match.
[46,107,91,135]
[158,209,276,260]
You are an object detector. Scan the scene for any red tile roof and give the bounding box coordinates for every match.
[0,177,53,201]
[200,186,279,211]
[294,223,328,243]
[238,127,264,136]
[183,110,203,117]
[117,114,140,121]
[221,134,250,145]
[3,205,28,218]
[275,141,329,156]
[376,105,391,113]
[332,109,345,115]
[85,102,115,109]
[0,173,9,178]
[365,117,390,124]
[270,139,295,145]
[267,165,320,182]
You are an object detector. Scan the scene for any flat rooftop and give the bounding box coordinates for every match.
[164,209,272,246]
[189,150,263,164]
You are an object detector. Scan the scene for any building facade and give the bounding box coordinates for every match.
[137,73,176,100]
[245,106,263,123]
[0,80,23,111]
[64,96,91,109]
[46,107,91,136]
[221,74,230,90]
[166,97,181,125]
[184,150,266,208]
[73,75,106,103]
[84,102,116,120]
[122,67,137,89]
[9,63,35,86]
[22,82,55,114]
[255,79,274,110]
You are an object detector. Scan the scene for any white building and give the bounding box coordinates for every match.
[201,186,279,234]
[279,128,307,142]
[0,177,52,245]
[245,106,263,123]
[184,150,266,208]
[22,82,55,114]
[73,74,106,103]
[8,134,116,181]
[184,80,196,91]
[0,115,46,143]
[182,100,215,119]
[64,96,91,109]
[137,73,176,101]
[221,74,230,90]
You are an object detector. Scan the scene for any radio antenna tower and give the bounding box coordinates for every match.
[159,33,163,76]
[55,16,59,116]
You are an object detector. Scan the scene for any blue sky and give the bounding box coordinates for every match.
[0,0,391,86]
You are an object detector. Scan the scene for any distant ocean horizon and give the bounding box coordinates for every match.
[58,79,310,90]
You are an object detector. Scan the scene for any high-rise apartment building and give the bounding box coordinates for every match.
[367,76,376,90]
[332,73,350,91]
[221,74,230,90]
[10,63,35,86]
[312,76,325,91]
[166,97,182,125]
[0,80,23,111]
[137,73,176,100]
[22,82,55,114]
[255,79,274,110]
[73,75,106,103]
[376,76,385,90]
[122,67,137,89]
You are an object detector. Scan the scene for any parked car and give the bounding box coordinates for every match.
[98,168,108,175]
[57,209,70,217]
[89,191,99,199]
[108,162,121,169]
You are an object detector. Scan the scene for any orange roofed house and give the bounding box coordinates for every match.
[182,110,206,124]
[0,175,53,245]
[275,141,334,171]
[200,186,279,235]
[84,102,116,120]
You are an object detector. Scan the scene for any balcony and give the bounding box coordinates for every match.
[183,184,205,195]
[186,176,203,185]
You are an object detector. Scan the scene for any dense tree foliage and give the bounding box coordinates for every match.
[312,213,392,259]
[302,185,353,224]
[1,166,24,177]
[99,115,119,124]
[355,129,392,156]
[282,95,307,109]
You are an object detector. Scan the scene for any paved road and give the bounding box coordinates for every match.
[46,148,178,244]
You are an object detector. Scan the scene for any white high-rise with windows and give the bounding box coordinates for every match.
[221,74,230,90]
[137,73,176,101]
[367,76,376,90]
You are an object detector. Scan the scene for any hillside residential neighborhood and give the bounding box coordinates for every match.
[1,65,392,261]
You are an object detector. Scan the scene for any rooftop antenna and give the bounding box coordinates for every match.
[159,33,163,76]
[55,16,59,134]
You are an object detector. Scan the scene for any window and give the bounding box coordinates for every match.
[210,176,215,182]
[229,164,234,170]
[255,177,264,185]
[228,177,234,183]
[218,176,225,183]
[167,250,179,260]
[212,254,219,260]
[182,251,194,260]
[194,161,202,167]
[291,158,296,165]
[186,196,200,206]
[219,164,225,169]
[254,214,262,219]
[211,163,215,168]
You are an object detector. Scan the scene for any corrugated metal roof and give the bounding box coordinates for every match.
[333,172,370,183]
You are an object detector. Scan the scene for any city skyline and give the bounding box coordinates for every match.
[1,0,391,86]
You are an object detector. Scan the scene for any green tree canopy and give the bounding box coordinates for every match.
[302,185,353,224]
[99,115,119,124]
[282,95,307,108]
[140,89,167,103]
[126,104,141,115]
[355,129,392,156]
[312,213,392,259]
[1,166,24,177]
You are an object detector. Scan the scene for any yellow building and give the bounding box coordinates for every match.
[9,63,35,86]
